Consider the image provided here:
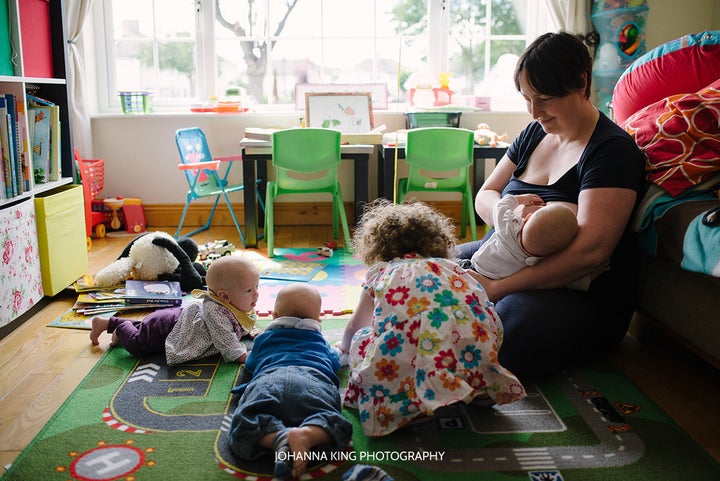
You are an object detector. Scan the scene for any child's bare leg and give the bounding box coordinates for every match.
[260,426,331,480]
[286,426,330,477]
[90,317,110,345]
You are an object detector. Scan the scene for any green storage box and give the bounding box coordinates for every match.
[35,184,88,296]
[405,111,462,129]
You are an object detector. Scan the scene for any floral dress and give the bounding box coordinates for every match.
[343,255,526,437]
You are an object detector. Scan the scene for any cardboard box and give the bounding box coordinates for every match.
[35,184,89,296]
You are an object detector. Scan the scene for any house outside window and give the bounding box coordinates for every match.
[96,0,552,113]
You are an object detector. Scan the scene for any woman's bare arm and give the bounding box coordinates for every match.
[474,155,515,225]
[471,187,637,301]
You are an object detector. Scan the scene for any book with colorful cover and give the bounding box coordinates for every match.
[16,96,33,192]
[27,94,60,181]
[29,106,51,183]
[3,93,22,195]
[0,100,13,198]
[124,280,183,305]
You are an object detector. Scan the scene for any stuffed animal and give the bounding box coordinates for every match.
[474,122,509,148]
[94,231,206,291]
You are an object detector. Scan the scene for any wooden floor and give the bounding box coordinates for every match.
[1,224,718,473]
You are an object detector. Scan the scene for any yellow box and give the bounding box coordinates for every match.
[35,184,89,296]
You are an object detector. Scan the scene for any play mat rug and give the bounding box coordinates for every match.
[48,248,365,329]
[3,328,718,481]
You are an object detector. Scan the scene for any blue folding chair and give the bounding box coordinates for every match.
[174,127,263,245]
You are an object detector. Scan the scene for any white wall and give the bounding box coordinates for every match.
[644,0,719,49]
[91,110,531,204]
[88,0,718,205]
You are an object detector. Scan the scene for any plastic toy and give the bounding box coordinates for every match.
[590,0,649,114]
[474,123,509,147]
[198,240,236,260]
[317,246,334,257]
[75,148,106,249]
[122,199,146,234]
[104,196,125,230]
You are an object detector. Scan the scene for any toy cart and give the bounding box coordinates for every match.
[75,148,106,249]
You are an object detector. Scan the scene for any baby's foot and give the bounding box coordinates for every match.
[332,347,349,367]
[272,429,292,480]
[89,317,110,345]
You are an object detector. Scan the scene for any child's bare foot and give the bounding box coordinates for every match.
[90,317,110,345]
[286,426,331,478]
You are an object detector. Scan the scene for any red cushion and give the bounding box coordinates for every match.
[624,80,720,196]
[613,32,720,125]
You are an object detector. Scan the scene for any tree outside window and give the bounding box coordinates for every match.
[102,0,543,112]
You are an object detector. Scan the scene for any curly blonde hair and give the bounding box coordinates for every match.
[352,199,457,265]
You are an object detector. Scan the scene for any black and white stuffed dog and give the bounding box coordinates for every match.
[94,231,206,291]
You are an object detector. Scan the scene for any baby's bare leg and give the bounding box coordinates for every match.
[89,317,110,345]
[286,426,331,477]
[261,426,332,480]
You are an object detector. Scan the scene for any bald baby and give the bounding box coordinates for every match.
[272,283,323,321]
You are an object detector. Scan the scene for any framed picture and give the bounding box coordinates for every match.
[295,83,388,110]
[305,92,374,133]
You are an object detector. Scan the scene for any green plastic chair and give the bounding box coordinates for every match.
[265,128,351,257]
[175,127,263,245]
[397,127,477,240]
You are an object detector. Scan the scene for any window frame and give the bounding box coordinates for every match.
[94,0,552,113]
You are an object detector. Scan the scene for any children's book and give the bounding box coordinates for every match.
[124,280,183,305]
[29,106,51,183]
[0,101,12,198]
[27,94,60,181]
[3,94,22,195]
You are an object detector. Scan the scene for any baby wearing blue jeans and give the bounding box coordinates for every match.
[227,283,352,480]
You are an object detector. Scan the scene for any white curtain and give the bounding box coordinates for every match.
[543,0,591,35]
[65,0,96,157]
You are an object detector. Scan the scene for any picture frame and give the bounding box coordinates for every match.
[295,83,388,110]
[304,92,374,133]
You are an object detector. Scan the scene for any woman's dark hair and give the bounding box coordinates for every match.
[513,31,593,99]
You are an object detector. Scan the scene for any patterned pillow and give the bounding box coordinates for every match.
[623,79,720,197]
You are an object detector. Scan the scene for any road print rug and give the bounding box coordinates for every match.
[2,330,718,481]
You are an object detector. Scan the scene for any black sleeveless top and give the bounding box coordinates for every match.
[503,112,644,203]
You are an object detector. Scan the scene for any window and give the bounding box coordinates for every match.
[95,0,551,112]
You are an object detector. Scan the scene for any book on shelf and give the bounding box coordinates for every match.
[2,94,22,196]
[0,0,14,77]
[29,107,50,183]
[27,95,61,182]
[0,101,12,198]
[124,280,183,306]
[17,100,33,192]
[18,0,54,78]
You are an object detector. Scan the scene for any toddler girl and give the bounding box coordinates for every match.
[338,199,526,437]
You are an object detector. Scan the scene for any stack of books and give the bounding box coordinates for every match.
[72,279,183,315]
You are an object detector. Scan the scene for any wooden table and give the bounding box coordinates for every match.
[239,138,374,248]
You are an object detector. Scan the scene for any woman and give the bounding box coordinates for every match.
[457,31,645,378]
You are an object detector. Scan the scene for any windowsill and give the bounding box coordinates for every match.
[91,108,526,119]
